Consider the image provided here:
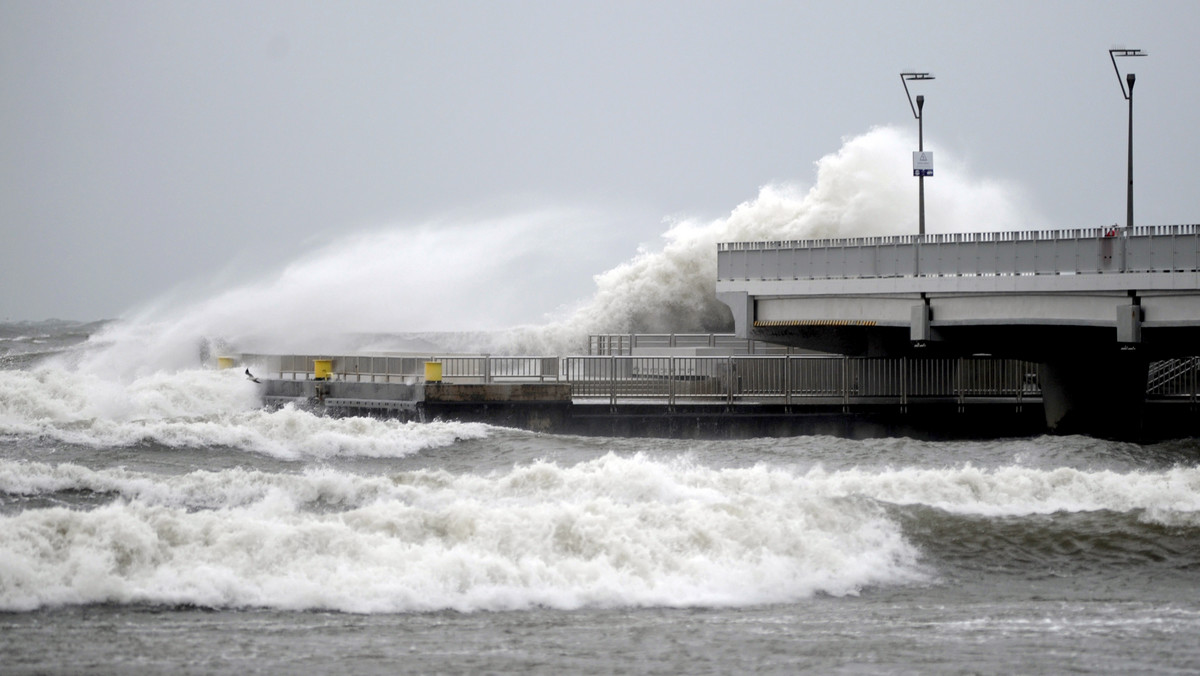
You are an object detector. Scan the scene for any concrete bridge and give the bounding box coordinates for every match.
[716,224,1200,436]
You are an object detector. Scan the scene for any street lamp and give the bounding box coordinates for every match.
[901,72,935,235]
[1110,48,1146,231]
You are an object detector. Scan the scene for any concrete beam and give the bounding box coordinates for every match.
[716,291,753,338]
[717,270,1200,298]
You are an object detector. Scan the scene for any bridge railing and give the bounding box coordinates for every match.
[587,333,801,355]
[244,351,1199,404]
[1147,357,1200,400]
[436,356,560,382]
[718,223,1200,280]
[559,355,1039,405]
[242,353,560,383]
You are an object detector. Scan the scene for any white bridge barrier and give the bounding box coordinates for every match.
[718,224,1200,281]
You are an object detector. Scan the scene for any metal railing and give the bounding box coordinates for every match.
[1147,357,1199,400]
[718,223,1200,281]
[560,355,1039,406]
[243,351,1197,406]
[587,333,803,355]
[241,353,560,383]
[436,356,559,382]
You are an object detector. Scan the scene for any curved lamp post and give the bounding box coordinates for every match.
[1109,49,1146,231]
[901,72,935,236]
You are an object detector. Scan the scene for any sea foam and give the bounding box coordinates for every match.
[0,365,489,459]
[0,454,925,612]
[4,453,1197,613]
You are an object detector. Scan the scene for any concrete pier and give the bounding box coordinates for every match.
[247,347,1199,441]
[262,376,1049,440]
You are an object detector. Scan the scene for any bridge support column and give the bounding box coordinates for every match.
[1039,351,1148,439]
[717,291,752,339]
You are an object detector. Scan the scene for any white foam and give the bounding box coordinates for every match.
[0,366,489,459]
[7,453,1197,613]
[0,455,927,612]
[808,463,1200,523]
[65,125,1046,372]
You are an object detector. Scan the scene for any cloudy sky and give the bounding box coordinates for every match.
[3,0,1198,322]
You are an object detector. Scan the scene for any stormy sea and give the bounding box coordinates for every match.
[5,129,1199,673]
[2,319,1199,675]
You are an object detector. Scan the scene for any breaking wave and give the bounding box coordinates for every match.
[0,367,489,460]
[3,453,1196,613]
[62,126,1043,377]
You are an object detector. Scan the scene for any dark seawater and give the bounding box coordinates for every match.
[2,322,1199,674]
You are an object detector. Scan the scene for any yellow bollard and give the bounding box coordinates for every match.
[424,362,443,382]
[314,359,333,380]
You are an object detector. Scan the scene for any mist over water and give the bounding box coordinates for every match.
[60,126,1044,377]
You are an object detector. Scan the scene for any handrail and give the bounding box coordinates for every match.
[587,333,803,355]
[717,223,1200,252]
[560,355,1040,403]
[717,223,1200,280]
[243,352,1196,404]
[242,353,560,384]
[1147,357,1199,397]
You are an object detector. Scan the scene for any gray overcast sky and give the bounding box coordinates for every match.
[3,0,1199,322]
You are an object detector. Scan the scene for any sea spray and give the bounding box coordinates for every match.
[69,126,1046,374]
[0,366,489,459]
[529,126,1040,343]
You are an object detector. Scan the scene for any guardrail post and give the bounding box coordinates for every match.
[842,356,849,412]
[956,357,964,411]
[1185,357,1195,410]
[610,354,617,408]
[784,355,792,408]
[727,356,735,406]
[669,357,676,409]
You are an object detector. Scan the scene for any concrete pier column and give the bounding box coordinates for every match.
[1039,351,1148,439]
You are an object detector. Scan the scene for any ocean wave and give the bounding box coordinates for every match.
[895,505,1200,579]
[0,366,490,459]
[0,454,926,612]
[5,453,1200,613]
[810,463,1200,524]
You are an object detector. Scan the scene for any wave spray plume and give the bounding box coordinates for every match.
[72,126,1041,375]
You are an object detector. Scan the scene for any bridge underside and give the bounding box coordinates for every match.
[719,288,1200,359]
[716,226,1200,439]
[718,288,1200,438]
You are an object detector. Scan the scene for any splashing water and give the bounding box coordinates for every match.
[68,126,1042,376]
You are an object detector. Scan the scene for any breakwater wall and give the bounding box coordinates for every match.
[249,352,1200,440]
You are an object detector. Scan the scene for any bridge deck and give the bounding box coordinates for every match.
[716,224,1200,358]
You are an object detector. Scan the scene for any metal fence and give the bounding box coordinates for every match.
[560,355,1039,406]
[588,333,800,355]
[718,223,1200,281]
[242,353,560,383]
[242,352,1198,405]
[436,356,559,382]
[1147,357,1200,400]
